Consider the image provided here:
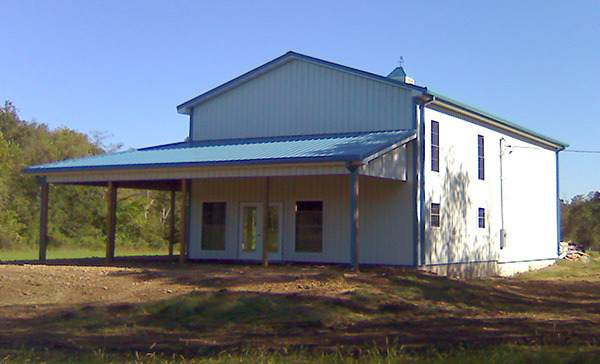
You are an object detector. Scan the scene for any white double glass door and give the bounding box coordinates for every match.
[238,202,283,261]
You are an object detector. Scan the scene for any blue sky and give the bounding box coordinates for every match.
[1,1,598,199]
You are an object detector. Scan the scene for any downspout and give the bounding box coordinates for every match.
[416,95,436,267]
[556,150,561,257]
[188,107,194,141]
[499,138,507,249]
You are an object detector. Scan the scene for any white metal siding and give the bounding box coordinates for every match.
[188,174,414,265]
[359,172,415,265]
[188,176,351,263]
[359,145,408,181]
[191,59,416,140]
[422,107,558,269]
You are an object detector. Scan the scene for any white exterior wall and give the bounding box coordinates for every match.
[191,59,416,140]
[359,145,408,181]
[422,107,558,275]
[359,175,415,265]
[188,174,414,265]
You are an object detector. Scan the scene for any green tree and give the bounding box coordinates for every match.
[561,192,600,250]
[0,101,172,252]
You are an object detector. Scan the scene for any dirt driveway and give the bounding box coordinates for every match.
[2,258,600,355]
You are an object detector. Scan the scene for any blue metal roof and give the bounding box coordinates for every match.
[24,130,417,174]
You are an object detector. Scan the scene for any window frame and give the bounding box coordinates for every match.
[431,121,440,172]
[430,203,441,228]
[478,135,485,180]
[478,207,485,229]
[294,201,323,253]
[200,201,227,251]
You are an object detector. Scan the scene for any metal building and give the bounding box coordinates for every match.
[24,52,567,277]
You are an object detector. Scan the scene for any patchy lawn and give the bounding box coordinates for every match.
[1,257,600,362]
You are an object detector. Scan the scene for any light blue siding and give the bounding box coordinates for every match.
[192,59,417,140]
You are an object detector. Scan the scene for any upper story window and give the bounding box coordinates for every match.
[478,208,485,228]
[431,121,440,172]
[478,135,485,180]
[430,203,440,228]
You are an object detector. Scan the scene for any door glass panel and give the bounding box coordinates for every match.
[265,206,279,253]
[242,206,257,252]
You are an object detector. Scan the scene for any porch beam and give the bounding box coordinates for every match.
[179,179,190,264]
[348,164,360,271]
[38,177,49,262]
[262,177,270,267]
[106,182,117,262]
[168,190,176,257]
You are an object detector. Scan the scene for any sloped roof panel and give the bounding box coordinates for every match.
[24,130,416,174]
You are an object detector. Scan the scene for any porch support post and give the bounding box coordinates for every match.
[348,163,360,272]
[168,190,176,257]
[262,177,270,267]
[38,177,49,262]
[179,179,190,264]
[106,181,117,262]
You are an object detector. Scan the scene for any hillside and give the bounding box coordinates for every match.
[0,102,172,252]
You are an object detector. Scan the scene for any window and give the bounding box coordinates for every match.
[295,201,323,253]
[478,135,485,180]
[431,121,440,172]
[430,203,440,228]
[201,202,226,250]
[478,208,485,228]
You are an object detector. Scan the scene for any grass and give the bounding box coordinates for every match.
[3,257,600,362]
[3,345,600,363]
[514,251,600,280]
[0,248,167,261]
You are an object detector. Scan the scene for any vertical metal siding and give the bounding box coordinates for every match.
[192,59,415,140]
[422,107,558,270]
[359,145,409,181]
[359,175,414,265]
[188,176,353,263]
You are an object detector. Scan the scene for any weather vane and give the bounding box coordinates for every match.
[398,56,404,67]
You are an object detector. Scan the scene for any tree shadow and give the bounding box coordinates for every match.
[424,150,498,278]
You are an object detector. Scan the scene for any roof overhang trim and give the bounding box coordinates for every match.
[423,94,568,151]
[24,130,417,177]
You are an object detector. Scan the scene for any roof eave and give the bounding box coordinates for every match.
[424,91,568,151]
[22,156,360,176]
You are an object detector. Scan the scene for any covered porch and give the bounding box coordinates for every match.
[24,130,417,270]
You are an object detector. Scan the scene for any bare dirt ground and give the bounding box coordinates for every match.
[2,258,600,355]
[0,259,360,309]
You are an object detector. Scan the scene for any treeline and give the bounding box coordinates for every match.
[561,192,600,250]
[0,102,173,251]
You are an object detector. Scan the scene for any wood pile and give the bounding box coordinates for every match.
[559,241,590,262]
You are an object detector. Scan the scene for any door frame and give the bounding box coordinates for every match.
[238,201,283,261]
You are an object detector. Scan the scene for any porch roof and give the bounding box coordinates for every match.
[24,130,416,175]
